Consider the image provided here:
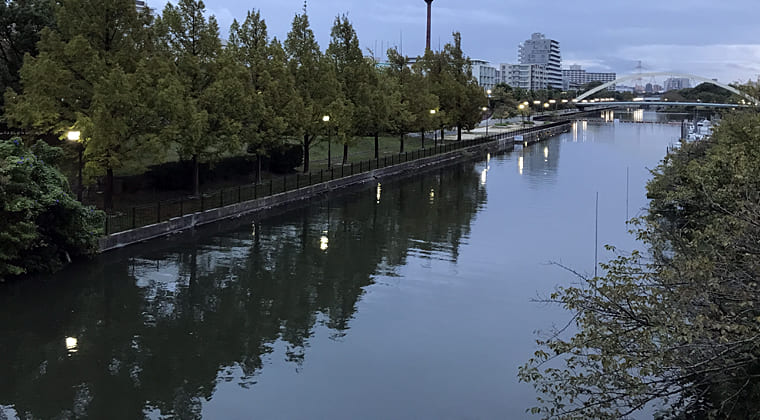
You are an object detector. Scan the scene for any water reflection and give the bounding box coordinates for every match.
[0,162,488,419]
[517,137,561,185]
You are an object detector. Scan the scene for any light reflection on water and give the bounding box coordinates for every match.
[0,116,678,420]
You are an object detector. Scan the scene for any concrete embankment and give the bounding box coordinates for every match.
[99,124,568,252]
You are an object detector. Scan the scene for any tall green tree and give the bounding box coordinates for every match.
[419,32,485,140]
[385,47,412,153]
[228,10,294,182]
[157,0,246,195]
[326,14,373,164]
[4,0,156,209]
[387,47,436,152]
[0,0,54,111]
[368,65,400,158]
[284,3,338,172]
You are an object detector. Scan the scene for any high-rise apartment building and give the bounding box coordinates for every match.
[518,33,562,90]
[135,0,147,12]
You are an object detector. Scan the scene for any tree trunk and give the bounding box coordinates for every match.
[440,127,444,142]
[342,143,348,165]
[255,153,261,183]
[192,154,200,196]
[303,134,311,173]
[374,132,379,159]
[457,125,462,141]
[421,130,425,149]
[104,167,114,210]
[400,134,405,153]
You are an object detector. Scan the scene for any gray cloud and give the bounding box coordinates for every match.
[150,0,760,82]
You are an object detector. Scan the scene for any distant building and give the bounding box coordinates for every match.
[135,0,147,11]
[517,33,562,90]
[471,60,498,91]
[562,64,616,90]
[664,77,691,91]
[615,85,635,93]
[501,63,548,91]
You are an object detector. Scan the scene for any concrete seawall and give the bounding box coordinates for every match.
[98,128,562,252]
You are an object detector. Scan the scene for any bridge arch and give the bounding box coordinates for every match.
[575,72,760,106]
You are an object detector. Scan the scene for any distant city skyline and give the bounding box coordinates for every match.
[147,0,760,84]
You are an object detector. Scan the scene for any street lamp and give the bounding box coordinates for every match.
[67,130,83,201]
[430,109,437,146]
[518,104,526,125]
[482,106,489,136]
[543,102,550,111]
[322,115,331,169]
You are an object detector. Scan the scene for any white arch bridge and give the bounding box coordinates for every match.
[575,72,760,106]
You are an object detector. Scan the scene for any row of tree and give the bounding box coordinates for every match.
[2,0,487,209]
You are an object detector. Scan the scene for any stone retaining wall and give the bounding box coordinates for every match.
[98,133,534,252]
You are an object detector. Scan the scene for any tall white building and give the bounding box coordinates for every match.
[471,60,498,91]
[135,0,147,12]
[518,33,562,90]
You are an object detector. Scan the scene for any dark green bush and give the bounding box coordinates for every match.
[0,138,104,281]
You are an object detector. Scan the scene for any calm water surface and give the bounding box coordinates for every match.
[1,113,678,419]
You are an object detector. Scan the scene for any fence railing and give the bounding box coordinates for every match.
[104,121,570,234]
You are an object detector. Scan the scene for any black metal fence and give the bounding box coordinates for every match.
[104,121,570,234]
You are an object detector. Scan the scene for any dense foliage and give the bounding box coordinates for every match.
[3,0,487,200]
[0,138,104,281]
[0,0,54,111]
[520,110,760,419]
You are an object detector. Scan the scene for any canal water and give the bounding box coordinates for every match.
[1,113,679,419]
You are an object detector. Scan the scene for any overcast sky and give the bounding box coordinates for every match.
[152,0,760,84]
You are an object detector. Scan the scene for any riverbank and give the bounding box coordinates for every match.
[99,121,571,251]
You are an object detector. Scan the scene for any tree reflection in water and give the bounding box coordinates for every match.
[0,160,489,419]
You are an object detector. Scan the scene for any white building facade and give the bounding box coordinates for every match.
[471,60,498,91]
[562,64,616,89]
[518,33,562,90]
[500,63,548,91]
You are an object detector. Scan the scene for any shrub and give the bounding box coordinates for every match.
[0,138,104,281]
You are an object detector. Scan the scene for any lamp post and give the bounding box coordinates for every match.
[549,99,557,111]
[543,102,550,113]
[430,109,437,146]
[322,115,331,169]
[482,106,489,136]
[67,130,83,201]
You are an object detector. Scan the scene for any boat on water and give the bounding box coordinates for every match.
[685,119,713,141]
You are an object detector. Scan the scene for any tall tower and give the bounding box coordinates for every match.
[424,0,434,51]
